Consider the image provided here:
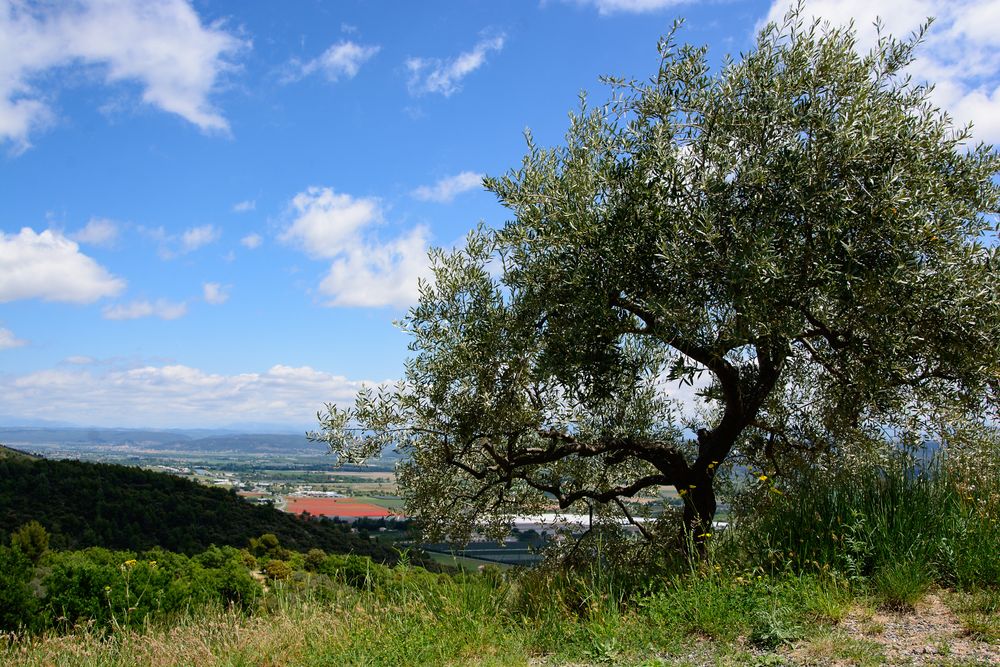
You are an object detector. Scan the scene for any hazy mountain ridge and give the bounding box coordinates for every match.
[0,427,315,453]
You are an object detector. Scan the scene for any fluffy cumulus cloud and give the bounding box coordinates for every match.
[763,0,1000,144]
[0,362,374,428]
[412,171,483,203]
[72,217,121,247]
[280,187,382,259]
[297,41,380,82]
[320,226,431,307]
[0,0,246,151]
[0,326,27,350]
[202,282,230,305]
[406,34,505,96]
[280,186,430,307]
[0,227,125,303]
[103,299,188,320]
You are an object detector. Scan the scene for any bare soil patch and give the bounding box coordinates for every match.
[791,592,1000,666]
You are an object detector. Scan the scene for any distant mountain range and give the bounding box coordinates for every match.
[0,426,404,462]
[0,426,320,454]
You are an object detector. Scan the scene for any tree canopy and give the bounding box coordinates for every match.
[314,10,1000,549]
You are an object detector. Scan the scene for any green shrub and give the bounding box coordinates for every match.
[264,559,292,581]
[319,554,389,590]
[0,545,37,632]
[11,521,49,564]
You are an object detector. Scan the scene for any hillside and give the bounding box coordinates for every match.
[0,444,39,461]
[0,456,398,560]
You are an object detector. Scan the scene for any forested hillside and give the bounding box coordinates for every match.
[0,457,397,560]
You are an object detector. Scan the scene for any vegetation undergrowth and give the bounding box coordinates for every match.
[729,445,1000,605]
[2,449,998,665]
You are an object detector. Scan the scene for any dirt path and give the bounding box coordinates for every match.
[791,593,999,666]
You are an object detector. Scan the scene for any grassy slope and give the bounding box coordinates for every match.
[0,444,39,461]
[2,572,997,666]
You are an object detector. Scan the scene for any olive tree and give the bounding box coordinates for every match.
[312,12,1000,550]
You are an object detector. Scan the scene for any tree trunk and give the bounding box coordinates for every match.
[680,472,717,557]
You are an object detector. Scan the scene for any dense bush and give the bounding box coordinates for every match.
[39,546,263,630]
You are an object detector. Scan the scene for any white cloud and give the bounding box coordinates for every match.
[320,226,430,307]
[0,0,246,151]
[298,41,380,82]
[203,282,230,305]
[280,186,431,307]
[279,187,382,259]
[72,217,120,247]
[142,223,220,258]
[240,232,262,249]
[233,199,256,213]
[565,0,690,13]
[0,227,125,303]
[406,34,505,97]
[413,171,484,203]
[0,362,374,429]
[64,355,95,365]
[762,0,1000,144]
[103,299,187,320]
[0,327,27,350]
[181,224,221,252]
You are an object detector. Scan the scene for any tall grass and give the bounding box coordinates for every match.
[730,451,1000,595]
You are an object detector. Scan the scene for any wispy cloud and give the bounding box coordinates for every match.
[233,200,256,213]
[240,233,262,249]
[406,34,505,97]
[181,224,221,252]
[103,299,188,320]
[202,282,230,305]
[0,228,125,303]
[71,217,121,248]
[292,41,380,82]
[0,327,27,350]
[0,0,246,151]
[413,171,484,203]
[145,224,221,258]
[280,186,430,307]
[564,0,692,14]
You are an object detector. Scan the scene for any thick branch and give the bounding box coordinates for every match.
[610,291,743,410]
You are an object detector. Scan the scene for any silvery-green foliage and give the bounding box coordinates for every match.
[313,6,999,545]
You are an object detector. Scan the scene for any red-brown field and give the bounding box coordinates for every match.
[285,496,394,518]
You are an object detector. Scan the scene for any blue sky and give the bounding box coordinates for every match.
[1,0,998,429]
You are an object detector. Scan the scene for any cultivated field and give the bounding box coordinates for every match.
[284,496,395,518]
